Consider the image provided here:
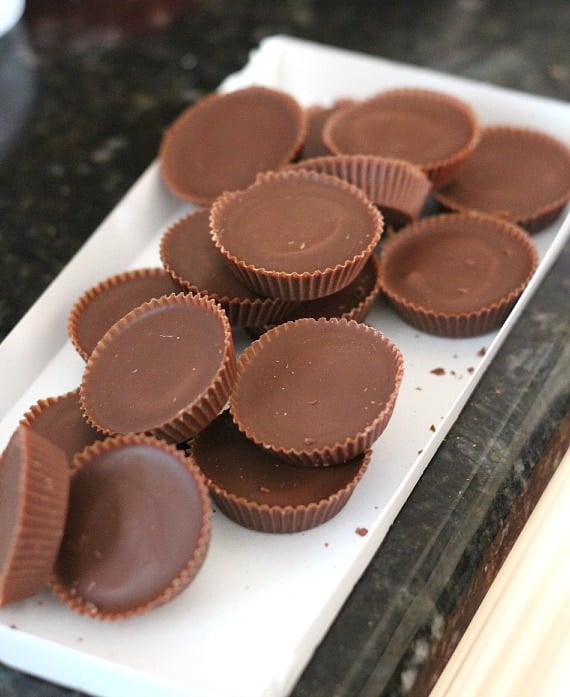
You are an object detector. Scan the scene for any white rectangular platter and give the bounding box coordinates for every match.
[1,35,569,697]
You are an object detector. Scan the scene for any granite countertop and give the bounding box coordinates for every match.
[0,1,569,695]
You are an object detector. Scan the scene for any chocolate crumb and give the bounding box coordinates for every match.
[9,624,17,630]
[418,449,423,454]
[477,347,487,357]
[430,367,446,376]
[355,527,368,537]
[430,424,436,432]
[467,366,474,373]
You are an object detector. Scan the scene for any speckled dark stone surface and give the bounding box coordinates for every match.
[0,1,569,696]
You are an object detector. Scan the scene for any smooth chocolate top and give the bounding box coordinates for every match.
[435,127,570,220]
[194,411,367,506]
[230,318,400,452]
[81,294,229,434]
[72,268,181,358]
[160,208,261,300]
[212,172,380,273]
[22,389,104,463]
[54,440,206,613]
[159,86,305,204]
[379,215,537,314]
[324,89,476,166]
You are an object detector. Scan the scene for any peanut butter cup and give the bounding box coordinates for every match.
[288,154,432,229]
[297,99,355,160]
[80,292,236,443]
[378,212,538,337]
[21,388,104,463]
[0,425,69,606]
[193,411,370,533]
[230,317,404,466]
[69,267,183,361]
[160,207,297,326]
[433,126,570,232]
[323,88,480,186]
[159,86,306,205]
[210,169,383,301]
[51,434,211,619]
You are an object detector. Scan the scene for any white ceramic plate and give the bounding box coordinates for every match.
[0,35,569,697]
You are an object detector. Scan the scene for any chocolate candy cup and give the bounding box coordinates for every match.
[323,88,480,187]
[160,207,298,326]
[0,425,69,606]
[193,411,371,533]
[80,292,236,442]
[20,388,105,464]
[159,86,306,205]
[378,212,539,337]
[433,126,570,233]
[288,155,432,229]
[51,434,211,619]
[210,169,383,301]
[284,252,381,324]
[69,267,183,361]
[230,317,404,466]
[297,99,355,160]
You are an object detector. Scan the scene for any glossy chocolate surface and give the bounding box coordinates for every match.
[81,294,229,434]
[71,268,181,358]
[213,171,380,273]
[379,214,537,314]
[55,440,206,613]
[159,86,305,204]
[194,411,367,506]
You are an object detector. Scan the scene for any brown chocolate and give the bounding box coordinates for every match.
[21,388,104,463]
[52,434,211,617]
[0,425,69,606]
[210,169,383,301]
[378,212,538,336]
[159,86,306,205]
[286,253,381,323]
[193,411,370,532]
[80,292,236,442]
[69,267,182,360]
[298,100,355,160]
[230,317,404,466]
[160,208,297,326]
[433,126,570,232]
[323,88,480,186]
[287,155,431,229]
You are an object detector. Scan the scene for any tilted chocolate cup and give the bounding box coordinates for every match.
[50,434,211,620]
[160,207,299,327]
[80,292,237,443]
[210,169,384,301]
[378,212,539,337]
[433,126,570,233]
[0,425,69,606]
[20,388,105,464]
[230,317,404,467]
[193,411,371,533]
[159,85,306,205]
[68,267,183,361]
[323,87,480,187]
